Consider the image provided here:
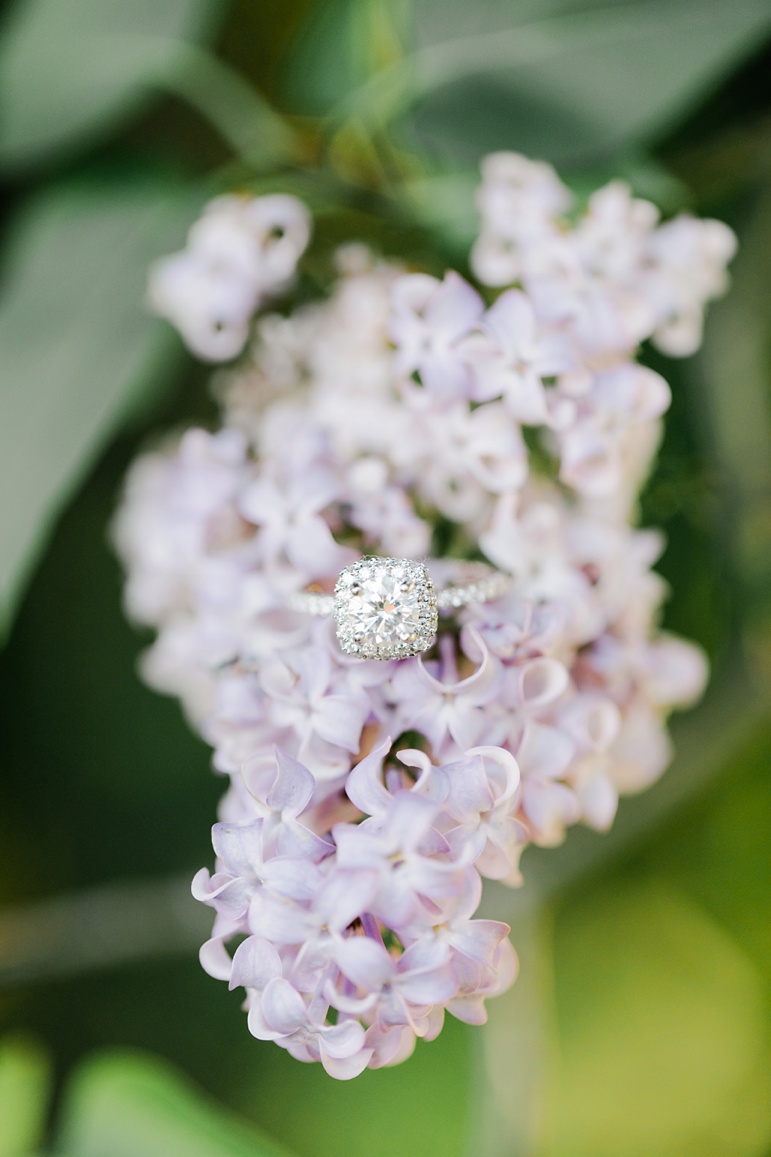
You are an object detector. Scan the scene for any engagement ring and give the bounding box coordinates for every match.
[289,556,511,660]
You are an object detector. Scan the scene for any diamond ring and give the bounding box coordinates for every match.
[289,556,512,660]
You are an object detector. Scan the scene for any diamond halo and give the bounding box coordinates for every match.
[334,556,439,660]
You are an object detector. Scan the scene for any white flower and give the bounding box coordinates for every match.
[149,194,311,361]
[471,152,571,286]
[645,215,737,355]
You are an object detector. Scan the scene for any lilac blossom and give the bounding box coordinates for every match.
[114,151,733,1076]
[149,194,311,361]
[465,289,574,425]
[390,271,484,399]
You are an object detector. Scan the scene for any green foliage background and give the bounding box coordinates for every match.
[0,1,770,1154]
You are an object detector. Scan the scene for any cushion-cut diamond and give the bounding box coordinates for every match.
[334,557,438,660]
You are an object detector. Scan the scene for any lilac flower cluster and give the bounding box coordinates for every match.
[148,194,311,361]
[114,154,734,1076]
[192,741,516,1076]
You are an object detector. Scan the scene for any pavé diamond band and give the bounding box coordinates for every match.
[289,556,512,660]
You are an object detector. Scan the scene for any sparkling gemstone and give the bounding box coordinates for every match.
[334,557,438,660]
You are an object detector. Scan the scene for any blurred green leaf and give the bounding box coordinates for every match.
[56,1051,295,1157]
[0,0,225,171]
[0,1035,50,1156]
[339,0,771,167]
[544,880,771,1157]
[283,0,369,114]
[0,877,209,989]
[695,188,771,630]
[243,1014,471,1157]
[635,709,771,985]
[164,45,299,171]
[284,0,409,114]
[475,711,771,1157]
[400,170,480,253]
[470,909,556,1157]
[0,176,199,641]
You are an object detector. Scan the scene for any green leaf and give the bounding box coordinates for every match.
[341,0,771,166]
[545,881,771,1157]
[400,170,480,254]
[0,1034,51,1156]
[470,909,556,1157]
[637,712,771,985]
[238,1001,471,1157]
[283,0,410,115]
[0,0,225,170]
[695,187,771,624]
[162,46,299,172]
[0,176,200,641]
[56,1051,296,1157]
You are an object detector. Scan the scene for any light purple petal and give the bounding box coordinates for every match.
[276,822,335,863]
[447,993,489,1025]
[382,792,439,851]
[238,477,281,527]
[423,1004,445,1042]
[451,950,484,995]
[211,821,265,876]
[199,937,232,981]
[420,353,471,397]
[193,868,257,920]
[522,779,580,842]
[268,748,315,816]
[517,721,574,779]
[474,836,520,881]
[376,987,415,1030]
[449,920,510,967]
[336,936,394,990]
[397,749,449,804]
[345,738,393,817]
[261,856,321,902]
[444,754,494,820]
[285,643,332,701]
[287,515,347,573]
[424,271,484,338]
[398,964,457,1006]
[326,986,379,1016]
[191,867,215,903]
[365,1023,416,1069]
[319,1042,373,1080]
[333,823,387,871]
[314,693,369,753]
[503,370,550,425]
[230,935,283,991]
[390,272,437,324]
[447,700,488,755]
[315,869,379,932]
[249,892,315,944]
[466,745,520,804]
[261,977,308,1034]
[444,824,487,867]
[484,289,537,354]
[456,865,484,919]
[518,657,569,709]
[398,936,452,975]
[320,1018,368,1059]
[246,999,285,1042]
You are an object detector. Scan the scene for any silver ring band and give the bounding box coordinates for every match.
[288,562,511,616]
[288,557,511,661]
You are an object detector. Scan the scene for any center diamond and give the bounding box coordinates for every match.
[334,557,438,660]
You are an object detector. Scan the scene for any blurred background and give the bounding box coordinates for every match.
[1,1,771,1154]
